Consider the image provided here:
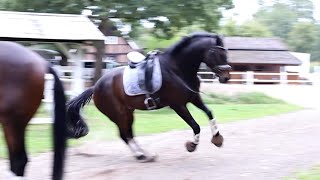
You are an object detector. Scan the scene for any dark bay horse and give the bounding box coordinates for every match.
[0,42,67,179]
[67,32,231,161]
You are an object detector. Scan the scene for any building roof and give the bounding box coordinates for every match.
[0,11,105,42]
[228,50,301,65]
[224,37,301,65]
[224,37,288,51]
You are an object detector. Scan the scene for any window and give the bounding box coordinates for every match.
[104,36,118,44]
[104,56,116,62]
[83,61,95,68]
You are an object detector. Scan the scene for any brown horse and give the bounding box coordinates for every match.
[0,42,67,179]
[66,33,231,161]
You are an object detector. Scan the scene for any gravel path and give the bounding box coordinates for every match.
[1,109,320,180]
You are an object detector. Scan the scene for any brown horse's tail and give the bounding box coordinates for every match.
[66,87,94,139]
[48,66,67,180]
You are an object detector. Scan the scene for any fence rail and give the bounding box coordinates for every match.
[197,71,315,85]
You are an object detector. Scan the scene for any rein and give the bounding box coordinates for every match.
[171,73,216,98]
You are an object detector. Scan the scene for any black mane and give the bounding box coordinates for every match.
[167,32,224,55]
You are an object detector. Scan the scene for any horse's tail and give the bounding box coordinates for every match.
[48,66,67,180]
[66,87,94,139]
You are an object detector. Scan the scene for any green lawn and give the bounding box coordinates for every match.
[286,166,320,180]
[0,102,301,158]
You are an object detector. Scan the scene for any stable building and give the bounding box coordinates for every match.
[224,37,302,84]
[0,10,105,96]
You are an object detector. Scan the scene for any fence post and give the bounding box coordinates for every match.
[44,74,54,118]
[72,45,85,98]
[280,72,287,85]
[246,71,254,85]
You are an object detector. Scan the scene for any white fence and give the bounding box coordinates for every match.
[198,71,315,85]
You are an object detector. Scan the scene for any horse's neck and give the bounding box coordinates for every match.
[178,52,202,76]
[165,54,201,90]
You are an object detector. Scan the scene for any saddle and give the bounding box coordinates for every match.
[127,51,158,93]
[125,50,162,110]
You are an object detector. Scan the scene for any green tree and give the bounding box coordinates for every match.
[254,3,298,39]
[254,0,315,39]
[0,0,89,13]
[0,0,234,39]
[287,22,316,53]
[289,0,315,20]
[219,19,240,36]
[310,24,320,61]
[219,19,273,37]
[238,20,273,37]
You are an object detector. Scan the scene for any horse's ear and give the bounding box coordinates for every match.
[216,35,224,47]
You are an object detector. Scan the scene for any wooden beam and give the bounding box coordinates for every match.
[93,41,105,83]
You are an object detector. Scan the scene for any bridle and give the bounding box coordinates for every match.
[206,45,232,72]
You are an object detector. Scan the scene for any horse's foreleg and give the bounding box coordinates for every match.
[170,105,201,152]
[191,95,223,147]
[3,121,28,177]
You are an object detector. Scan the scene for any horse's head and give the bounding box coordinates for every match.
[167,33,231,84]
[203,45,231,83]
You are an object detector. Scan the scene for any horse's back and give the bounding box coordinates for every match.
[95,66,125,89]
[0,41,47,122]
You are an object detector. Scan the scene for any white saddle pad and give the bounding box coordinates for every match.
[123,58,162,96]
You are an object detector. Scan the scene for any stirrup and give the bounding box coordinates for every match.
[144,95,157,110]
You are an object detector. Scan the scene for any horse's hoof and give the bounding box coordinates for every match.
[211,133,224,147]
[185,141,197,152]
[136,154,157,163]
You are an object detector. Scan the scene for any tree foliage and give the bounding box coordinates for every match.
[219,19,239,36]
[0,0,233,39]
[287,22,316,53]
[254,3,298,39]
[219,19,273,37]
[253,0,320,61]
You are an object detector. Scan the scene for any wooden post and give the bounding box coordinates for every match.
[246,71,254,85]
[44,74,54,118]
[280,71,287,85]
[73,44,85,96]
[93,40,105,83]
[56,43,85,97]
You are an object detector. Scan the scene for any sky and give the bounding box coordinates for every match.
[223,0,320,24]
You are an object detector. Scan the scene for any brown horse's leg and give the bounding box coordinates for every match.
[2,120,28,176]
[116,110,156,162]
[191,95,223,147]
[170,105,201,152]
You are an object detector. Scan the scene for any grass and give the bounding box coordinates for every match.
[286,166,320,180]
[0,92,302,158]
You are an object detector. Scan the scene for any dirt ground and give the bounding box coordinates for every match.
[1,108,320,180]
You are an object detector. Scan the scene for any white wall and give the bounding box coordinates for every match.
[286,52,311,77]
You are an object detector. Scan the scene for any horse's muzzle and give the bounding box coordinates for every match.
[212,64,232,84]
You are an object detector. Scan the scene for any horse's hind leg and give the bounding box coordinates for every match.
[191,94,223,147]
[2,119,28,177]
[115,110,156,162]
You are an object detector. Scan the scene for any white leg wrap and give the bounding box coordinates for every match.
[128,139,144,156]
[4,170,24,180]
[193,134,200,144]
[209,118,219,135]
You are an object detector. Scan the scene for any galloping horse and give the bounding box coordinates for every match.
[0,42,67,179]
[67,32,231,161]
